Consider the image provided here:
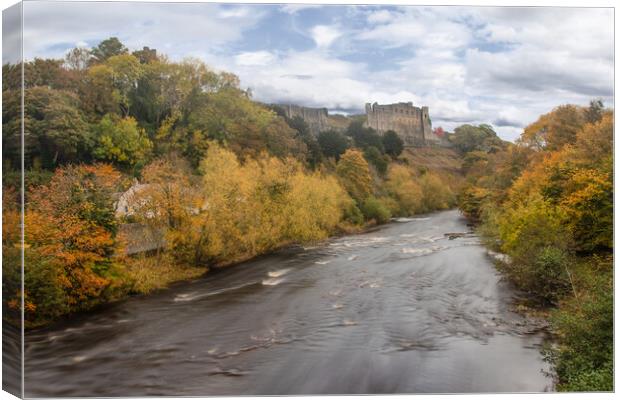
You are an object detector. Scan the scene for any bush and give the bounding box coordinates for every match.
[382,130,404,157]
[419,172,454,212]
[363,146,389,175]
[384,164,423,216]
[360,196,391,224]
[528,246,571,303]
[342,201,364,226]
[547,257,613,391]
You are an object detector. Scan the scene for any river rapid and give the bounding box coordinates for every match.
[24,210,553,396]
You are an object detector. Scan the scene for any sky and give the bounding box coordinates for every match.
[8,1,616,141]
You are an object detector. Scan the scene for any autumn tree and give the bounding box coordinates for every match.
[521,105,586,151]
[336,149,373,204]
[23,164,124,323]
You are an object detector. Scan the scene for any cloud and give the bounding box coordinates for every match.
[235,51,275,66]
[311,25,342,49]
[367,10,393,24]
[16,3,614,141]
[21,1,266,60]
[279,4,322,14]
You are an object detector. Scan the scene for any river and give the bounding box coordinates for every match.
[24,210,553,396]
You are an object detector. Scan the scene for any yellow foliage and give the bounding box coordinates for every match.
[384,164,423,216]
[336,149,373,203]
[135,143,354,266]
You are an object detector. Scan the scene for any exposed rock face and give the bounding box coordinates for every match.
[365,102,437,146]
[280,104,330,135]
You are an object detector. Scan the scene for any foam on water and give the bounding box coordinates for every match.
[262,277,285,286]
[174,282,258,302]
[268,268,291,278]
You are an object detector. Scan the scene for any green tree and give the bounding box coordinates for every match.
[346,120,384,151]
[382,130,404,158]
[287,116,323,168]
[451,124,505,154]
[318,129,349,160]
[90,37,128,64]
[363,146,389,175]
[3,87,91,169]
[92,114,152,170]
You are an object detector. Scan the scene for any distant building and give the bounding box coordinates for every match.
[278,104,330,135]
[115,182,151,218]
[365,102,438,147]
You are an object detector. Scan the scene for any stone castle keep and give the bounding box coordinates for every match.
[365,102,438,146]
[280,102,440,146]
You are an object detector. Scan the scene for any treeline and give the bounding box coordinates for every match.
[457,101,613,391]
[2,38,458,327]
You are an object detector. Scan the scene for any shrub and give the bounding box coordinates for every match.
[336,149,373,203]
[547,257,613,391]
[384,164,423,216]
[360,196,391,224]
[419,172,454,212]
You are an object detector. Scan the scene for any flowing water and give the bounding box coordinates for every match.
[24,210,553,396]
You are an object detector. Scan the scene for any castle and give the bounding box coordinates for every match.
[365,102,438,146]
[279,101,442,147]
[279,104,330,135]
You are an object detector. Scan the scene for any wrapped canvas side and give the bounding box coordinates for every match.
[2,2,24,399]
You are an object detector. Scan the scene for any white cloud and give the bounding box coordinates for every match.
[235,51,275,66]
[16,3,614,142]
[367,10,393,24]
[21,2,266,60]
[279,4,321,14]
[311,25,342,49]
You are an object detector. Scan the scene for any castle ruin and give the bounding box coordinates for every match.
[279,104,330,136]
[278,101,442,147]
[365,102,437,147]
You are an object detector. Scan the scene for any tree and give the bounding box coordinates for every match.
[521,105,585,151]
[281,115,323,168]
[132,46,158,64]
[584,99,604,124]
[23,164,124,322]
[92,114,152,170]
[90,37,128,64]
[451,124,504,154]
[2,87,91,169]
[346,120,384,151]
[65,47,91,71]
[363,146,389,175]
[385,164,423,216]
[382,130,404,158]
[336,149,373,203]
[318,129,349,160]
[85,54,143,117]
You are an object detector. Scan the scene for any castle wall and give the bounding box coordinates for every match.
[281,104,330,135]
[365,102,434,146]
